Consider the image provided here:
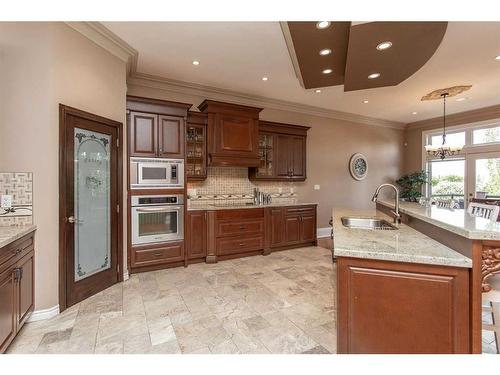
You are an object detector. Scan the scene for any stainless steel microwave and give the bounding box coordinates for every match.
[130,157,184,189]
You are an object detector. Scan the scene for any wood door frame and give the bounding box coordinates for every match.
[58,104,123,312]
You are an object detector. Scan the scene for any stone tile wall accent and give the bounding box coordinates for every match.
[0,172,33,226]
[187,167,298,206]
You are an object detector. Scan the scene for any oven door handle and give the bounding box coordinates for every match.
[135,207,181,213]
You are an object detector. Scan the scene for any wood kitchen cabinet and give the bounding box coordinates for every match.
[249,121,309,181]
[127,96,192,159]
[284,206,317,246]
[0,230,35,354]
[186,111,208,181]
[186,210,207,261]
[337,257,470,354]
[198,100,263,167]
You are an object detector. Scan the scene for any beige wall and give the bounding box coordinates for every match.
[0,23,127,311]
[404,104,500,173]
[127,85,405,227]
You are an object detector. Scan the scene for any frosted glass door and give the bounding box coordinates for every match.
[74,128,111,281]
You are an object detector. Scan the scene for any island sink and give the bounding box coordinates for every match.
[341,216,398,230]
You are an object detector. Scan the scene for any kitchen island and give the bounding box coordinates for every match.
[333,207,473,354]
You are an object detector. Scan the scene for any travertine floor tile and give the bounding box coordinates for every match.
[10,246,338,354]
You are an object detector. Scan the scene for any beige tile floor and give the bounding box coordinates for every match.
[7,246,337,354]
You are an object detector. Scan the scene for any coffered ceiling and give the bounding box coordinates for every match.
[102,21,500,124]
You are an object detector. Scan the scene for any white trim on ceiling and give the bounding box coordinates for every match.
[128,73,405,129]
[68,21,405,130]
[65,22,138,75]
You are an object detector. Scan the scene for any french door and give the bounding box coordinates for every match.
[59,105,123,311]
[466,151,500,201]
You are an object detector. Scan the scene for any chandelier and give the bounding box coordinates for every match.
[424,92,464,160]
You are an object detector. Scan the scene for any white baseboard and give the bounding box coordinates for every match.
[317,227,331,239]
[26,305,60,322]
[123,270,130,281]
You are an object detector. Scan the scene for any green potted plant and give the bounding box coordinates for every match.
[396,170,428,202]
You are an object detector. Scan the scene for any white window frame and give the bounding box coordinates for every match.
[421,118,500,205]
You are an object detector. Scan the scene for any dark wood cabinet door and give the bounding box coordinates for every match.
[17,253,34,326]
[216,114,257,155]
[0,269,16,353]
[275,135,290,178]
[187,211,207,260]
[290,136,306,179]
[158,115,184,158]
[284,215,301,245]
[269,208,284,247]
[300,214,316,243]
[129,111,157,157]
[337,258,470,354]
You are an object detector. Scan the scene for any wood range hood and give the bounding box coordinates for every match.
[198,100,263,168]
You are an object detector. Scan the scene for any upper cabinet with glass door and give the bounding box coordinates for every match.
[249,121,310,181]
[186,111,208,181]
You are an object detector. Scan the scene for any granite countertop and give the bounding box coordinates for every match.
[332,207,472,268]
[0,225,37,248]
[187,202,318,211]
[377,200,500,240]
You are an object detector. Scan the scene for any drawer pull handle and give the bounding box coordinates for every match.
[239,225,245,229]
[153,252,162,257]
[15,249,22,254]
[239,243,245,246]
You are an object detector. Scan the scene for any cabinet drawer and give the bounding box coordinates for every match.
[216,235,264,256]
[217,219,264,237]
[131,242,184,267]
[0,234,34,269]
[216,208,264,221]
[284,206,316,216]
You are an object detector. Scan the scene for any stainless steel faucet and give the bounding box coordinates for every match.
[371,183,401,224]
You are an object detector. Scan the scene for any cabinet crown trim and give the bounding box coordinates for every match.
[198,100,263,116]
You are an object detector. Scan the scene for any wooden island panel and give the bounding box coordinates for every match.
[337,257,470,354]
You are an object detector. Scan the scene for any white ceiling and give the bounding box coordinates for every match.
[103,21,500,124]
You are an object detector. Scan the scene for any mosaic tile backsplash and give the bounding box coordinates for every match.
[0,172,33,226]
[187,167,299,208]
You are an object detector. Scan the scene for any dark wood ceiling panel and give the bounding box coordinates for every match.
[285,22,351,89]
[343,22,448,92]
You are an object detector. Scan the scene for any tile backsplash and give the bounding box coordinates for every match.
[0,172,33,226]
[187,167,298,207]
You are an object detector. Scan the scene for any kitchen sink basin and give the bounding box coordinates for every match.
[341,217,398,230]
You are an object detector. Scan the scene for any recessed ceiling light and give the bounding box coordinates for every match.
[322,68,333,74]
[456,97,467,102]
[315,89,321,93]
[192,60,200,66]
[319,48,332,56]
[376,41,393,51]
[368,73,381,79]
[495,55,500,60]
[262,76,268,81]
[362,100,369,104]
[316,21,331,29]
[412,111,418,115]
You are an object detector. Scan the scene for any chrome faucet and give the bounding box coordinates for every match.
[371,183,401,224]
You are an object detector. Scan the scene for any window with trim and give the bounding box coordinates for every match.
[422,120,500,206]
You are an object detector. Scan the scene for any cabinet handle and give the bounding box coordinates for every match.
[153,252,162,257]
[239,225,246,229]
[13,268,21,282]
[239,243,245,246]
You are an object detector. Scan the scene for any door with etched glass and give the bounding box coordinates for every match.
[60,105,121,310]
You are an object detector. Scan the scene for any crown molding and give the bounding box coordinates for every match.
[128,73,405,129]
[68,22,404,130]
[65,22,138,75]
[406,103,500,131]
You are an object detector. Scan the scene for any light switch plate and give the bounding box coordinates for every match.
[314,185,320,190]
[278,187,283,194]
[1,195,12,208]
[290,187,295,194]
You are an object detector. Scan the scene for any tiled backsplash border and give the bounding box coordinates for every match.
[187,167,299,207]
[0,172,33,226]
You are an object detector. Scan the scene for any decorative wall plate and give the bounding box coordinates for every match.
[349,153,368,181]
[421,85,472,101]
